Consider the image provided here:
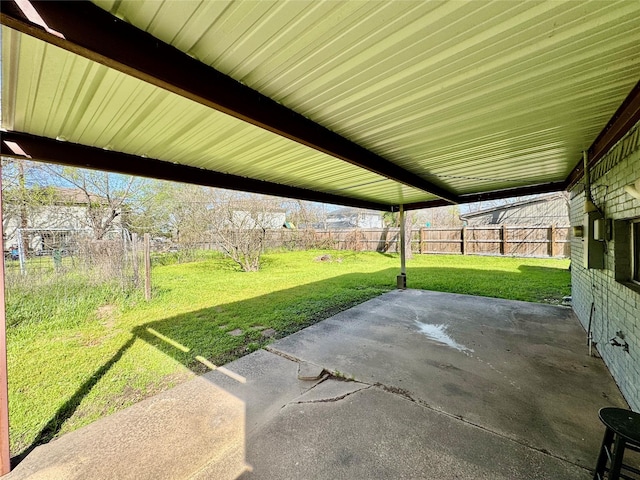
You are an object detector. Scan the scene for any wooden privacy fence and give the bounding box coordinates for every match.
[417,225,570,257]
[260,225,571,258]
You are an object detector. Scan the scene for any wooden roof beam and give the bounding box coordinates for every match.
[1,131,393,212]
[403,181,566,211]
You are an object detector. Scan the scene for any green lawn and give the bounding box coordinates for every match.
[6,250,570,458]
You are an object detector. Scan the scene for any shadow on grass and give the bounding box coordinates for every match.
[13,336,137,467]
[132,270,394,374]
[128,264,569,376]
[518,264,571,273]
[13,262,570,463]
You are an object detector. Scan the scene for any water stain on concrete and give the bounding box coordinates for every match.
[414,321,474,353]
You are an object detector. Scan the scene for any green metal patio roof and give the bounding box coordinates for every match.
[2,0,640,210]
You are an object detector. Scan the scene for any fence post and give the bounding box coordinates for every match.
[461,226,467,255]
[16,229,26,276]
[419,228,425,254]
[144,233,151,301]
[132,233,139,286]
[501,225,507,255]
[549,225,556,257]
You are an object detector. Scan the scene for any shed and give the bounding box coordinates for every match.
[460,193,570,226]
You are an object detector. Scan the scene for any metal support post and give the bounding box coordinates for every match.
[0,166,12,474]
[397,205,407,289]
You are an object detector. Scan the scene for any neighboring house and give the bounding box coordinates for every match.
[228,209,286,230]
[570,121,640,411]
[207,197,287,231]
[3,187,122,253]
[459,193,570,226]
[325,207,384,229]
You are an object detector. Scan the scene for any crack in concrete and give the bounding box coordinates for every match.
[263,347,590,473]
[372,382,416,402]
[292,385,372,404]
[265,346,300,364]
[366,381,592,474]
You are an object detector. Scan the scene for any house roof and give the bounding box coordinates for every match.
[328,207,382,217]
[1,1,640,211]
[52,188,108,206]
[459,193,567,219]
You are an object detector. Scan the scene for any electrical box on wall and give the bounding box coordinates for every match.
[593,218,612,241]
[594,218,605,241]
[572,225,584,237]
[583,211,605,269]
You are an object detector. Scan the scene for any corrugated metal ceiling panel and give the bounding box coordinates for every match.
[91,0,640,195]
[1,27,435,205]
[2,0,640,207]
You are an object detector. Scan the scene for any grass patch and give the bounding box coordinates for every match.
[7,250,570,457]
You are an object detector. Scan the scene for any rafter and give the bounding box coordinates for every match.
[403,181,566,211]
[0,0,458,204]
[1,131,393,212]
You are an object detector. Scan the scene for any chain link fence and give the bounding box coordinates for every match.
[5,228,143,290]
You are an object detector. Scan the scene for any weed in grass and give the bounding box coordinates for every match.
[6,276,137,331]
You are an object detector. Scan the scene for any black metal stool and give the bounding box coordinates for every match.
[593,407,640,480]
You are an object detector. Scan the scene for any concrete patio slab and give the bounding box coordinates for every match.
[7,289,630,479]
[201,349,325,435]
[241,386,590,480]
[7,375,248,480]
[297,361,325,381]
[268,289,628,470]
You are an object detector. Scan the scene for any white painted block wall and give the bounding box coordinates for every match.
[570,123,640,411]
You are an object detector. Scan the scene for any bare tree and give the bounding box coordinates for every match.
[124,183,284,270]
[208,190,284,272]
[124,179,175,238]
[380,210,413,258]
[138,182,211,246]
[1,159,57,249]
[41,165,144,240]
[403,211,414,260]
[1,161,143,285]
[412,205,462,228]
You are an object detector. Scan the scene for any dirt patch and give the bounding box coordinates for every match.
[261,328,277,338]
[96,304,118,328]
[313,254,343,263]
[80,337,103,347]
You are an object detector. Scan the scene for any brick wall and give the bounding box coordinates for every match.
[570,122,640,411]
